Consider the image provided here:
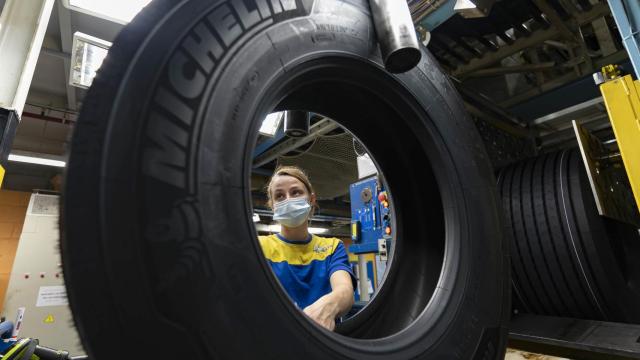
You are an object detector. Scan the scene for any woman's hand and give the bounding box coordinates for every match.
[303,294,340,331]
[303,270,354,331]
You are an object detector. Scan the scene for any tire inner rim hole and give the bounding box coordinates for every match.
[247,59,447,340]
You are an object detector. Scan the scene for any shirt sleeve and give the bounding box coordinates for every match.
[328,240,357,291]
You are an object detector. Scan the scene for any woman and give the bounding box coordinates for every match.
[259,166,355,331]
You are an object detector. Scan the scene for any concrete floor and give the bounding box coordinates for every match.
[506,349,570,360]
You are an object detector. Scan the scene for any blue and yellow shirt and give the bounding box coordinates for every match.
[259,234,356,309]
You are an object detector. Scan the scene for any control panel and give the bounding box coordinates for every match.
[349,176,392,254]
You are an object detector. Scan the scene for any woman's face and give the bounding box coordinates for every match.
[270,175,316,206]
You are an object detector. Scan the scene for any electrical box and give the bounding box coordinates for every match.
[349,177,392,254]
[1,193,84,356]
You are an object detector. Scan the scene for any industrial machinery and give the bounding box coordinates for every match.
[0,320,87,360]
[494,2,640,357]
[596,65,640,214]
[348,176,393,302]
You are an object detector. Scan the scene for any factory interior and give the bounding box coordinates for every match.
[1,0,640,359]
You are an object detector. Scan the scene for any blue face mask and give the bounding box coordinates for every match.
[273,197,311,228]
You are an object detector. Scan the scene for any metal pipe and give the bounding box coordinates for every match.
[595,152,621,160]
[544,40,570,51]
[358,255,370,301]
[284,110,309,137]
[369,0,422,73]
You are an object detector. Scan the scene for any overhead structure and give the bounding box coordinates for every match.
[0,0,55,188]
[607,0,640,78]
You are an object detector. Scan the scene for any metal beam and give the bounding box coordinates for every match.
[289,149,354,165]
[500,71,578,108]
[531,0,577,42]
[574,2,612,25]
[532,97,604,126]
[41,47,71,60]
[252,119,339,168]
[464,102,532,138]
[56,1,77,111]
[454,3,613,78]
[556,0,580,15]
[592,16,618,56]
[452,27,560,77]
[0,0,55,116]
[607,0,640,78]
[501,51,629,109]
[453,78,528,127]
[465,62,556,78]
[527,49,546,85]
[533,0,586,75]
[509,314,640,359]
[541,115,611,147]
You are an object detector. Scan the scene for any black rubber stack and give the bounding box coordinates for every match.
[498,149,640,323]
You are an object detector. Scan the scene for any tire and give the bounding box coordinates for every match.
[61,0,510,358]
[498,149,640,323]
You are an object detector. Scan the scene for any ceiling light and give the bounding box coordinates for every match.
[262,224,328,234]
[454,0,477,10]
[8,154,66,167]
[70,32,112,89]
[309,227,329,234]
[259,112,284,137]
[453,0,493,18]
[66,0,153,24]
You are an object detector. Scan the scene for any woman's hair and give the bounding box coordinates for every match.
[266,165,316,210]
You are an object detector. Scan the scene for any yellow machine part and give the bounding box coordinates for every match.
[600,74,640,213]
[0,165,5,189]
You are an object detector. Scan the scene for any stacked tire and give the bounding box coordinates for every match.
[498,149,640,323]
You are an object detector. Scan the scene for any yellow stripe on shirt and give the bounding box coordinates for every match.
[258,234,341,265]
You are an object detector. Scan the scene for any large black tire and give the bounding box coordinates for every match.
[498,149,640,323]
[62,0,510,358]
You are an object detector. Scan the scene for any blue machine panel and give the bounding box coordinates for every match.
[349,176,391,254]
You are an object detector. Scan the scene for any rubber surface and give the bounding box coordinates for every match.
[498,149,640,323]
[62,0,510,358]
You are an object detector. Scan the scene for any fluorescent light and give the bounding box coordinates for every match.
[68,0,153,23]
[261,224,328,234]
[70,32,112,89]
[309,227,329,234]
[259,112,284,137]
[454,0,477,10]
[8,154,66,167]
[253,214,261,223]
